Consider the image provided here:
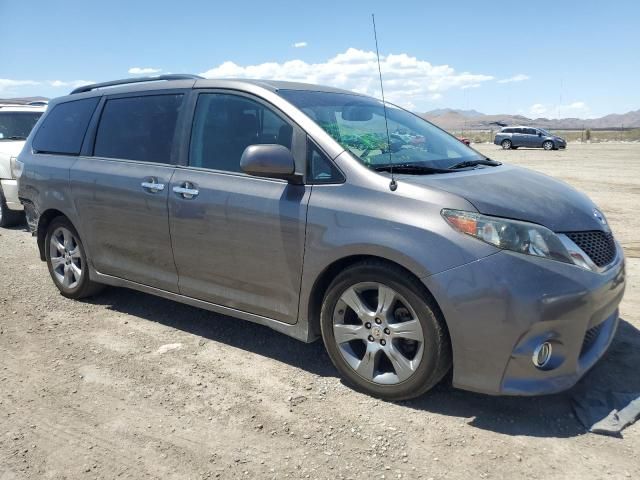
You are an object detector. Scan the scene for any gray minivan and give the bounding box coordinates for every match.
[17,75,624,400]
[494,126,567,150]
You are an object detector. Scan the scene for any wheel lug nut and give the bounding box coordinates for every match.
[380,339,386,346]
[384,328,390,335]
[365,322,371,329]
[375,318,382,324]
[338,309,344,315]
[368,335,374,342]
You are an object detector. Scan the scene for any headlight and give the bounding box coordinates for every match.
[10,156,24,179]
[442,209,575,265]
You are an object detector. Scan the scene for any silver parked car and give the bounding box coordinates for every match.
[17,75,624,400]
[494,126,567,150]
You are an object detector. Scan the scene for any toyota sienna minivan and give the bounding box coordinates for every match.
[17,75,625,400]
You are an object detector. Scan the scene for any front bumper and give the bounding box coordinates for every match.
[422,244,625,395]
[0,179,23,210]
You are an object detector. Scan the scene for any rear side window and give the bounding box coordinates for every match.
[32,97,99,155]
[503,128,513,133]
[94,94,183,164]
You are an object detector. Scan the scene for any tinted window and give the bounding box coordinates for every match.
[32,98,99,155]
[190,93,293,172]
[525,128,537,135]
[307,141,343,184]
[0,112,42,140]
[502,128,513,133]
[94,94,183,163]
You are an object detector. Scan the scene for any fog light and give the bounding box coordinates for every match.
[532,342,553,368]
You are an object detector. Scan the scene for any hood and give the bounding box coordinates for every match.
[0,140,26,157]
[0,141,26,179]
[400,164,604,232]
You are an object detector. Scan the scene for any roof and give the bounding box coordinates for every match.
[66,74,359,97]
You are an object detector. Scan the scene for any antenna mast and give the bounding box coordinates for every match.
[372,13,397,191]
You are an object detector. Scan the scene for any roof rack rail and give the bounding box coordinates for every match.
[70,74,204,95]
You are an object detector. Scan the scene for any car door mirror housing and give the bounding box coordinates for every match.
[241,144,302,183]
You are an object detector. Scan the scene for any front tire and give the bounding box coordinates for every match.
[0,187,24,228]
[501,139,512,150]
[320,260,451,401]
[45,217,104,299]
[543,140,554,150]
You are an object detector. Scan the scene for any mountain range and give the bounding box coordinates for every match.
[421,108,640,131]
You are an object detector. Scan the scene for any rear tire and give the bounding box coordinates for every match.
[543,140,554,150]
[0,187,24,228]
[45,217,104,299]
[320,260,452,401]
[501,139,512,150]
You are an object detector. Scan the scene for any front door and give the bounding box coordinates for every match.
[71,92,185,292]
[169,92,309,324]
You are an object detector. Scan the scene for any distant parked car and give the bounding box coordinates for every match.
[494,126,566,150]
[458,137,471,146]
[0,104,46,227]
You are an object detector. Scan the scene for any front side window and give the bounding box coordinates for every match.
[0,112,42,140]
[278,90,485,170]
[307,141,343,184]
[94,94,184,163]
[189,93,293,173]
[32,98,99,155]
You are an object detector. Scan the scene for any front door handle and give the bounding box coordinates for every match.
[173,182,199,199]
[141,177,165,193]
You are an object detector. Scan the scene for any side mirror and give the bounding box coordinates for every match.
[240,144,302,183]
[538,132,542,136]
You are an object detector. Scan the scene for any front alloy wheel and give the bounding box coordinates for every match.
[501,139,512,149]
[333,282,424,385]
[543,140,554,150]
[320,261,451,400]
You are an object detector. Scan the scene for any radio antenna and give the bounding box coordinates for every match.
[372,13,397,191]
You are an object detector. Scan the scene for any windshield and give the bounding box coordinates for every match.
[0,112,42,140]
[279,90,485,169]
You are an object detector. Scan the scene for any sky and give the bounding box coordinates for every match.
[1,0,639,118]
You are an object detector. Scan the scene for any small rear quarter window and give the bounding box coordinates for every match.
[32,97,99,155]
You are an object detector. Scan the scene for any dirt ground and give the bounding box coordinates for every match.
[1,143,638,480]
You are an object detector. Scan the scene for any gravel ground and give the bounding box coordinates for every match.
[1,143,639,479]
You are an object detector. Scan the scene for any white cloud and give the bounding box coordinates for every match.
[529,101,591,119]
[0,78,40,95]
[128,67,162,75]
[199,47,493,109]
[48,80,95,88]
[498,74,530,84]
[293,42,307,48]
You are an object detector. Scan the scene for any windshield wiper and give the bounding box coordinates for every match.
[373,163,452,175]
[448,159,502,170]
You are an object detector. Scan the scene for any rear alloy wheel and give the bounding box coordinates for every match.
[320,261,451,400]
[501,139,512,149]
[0,187,24,228]
[45,217,103,299]
[543,140,554,150]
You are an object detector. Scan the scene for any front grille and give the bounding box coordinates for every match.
[565,230,616,267]
[580,323,603,356]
